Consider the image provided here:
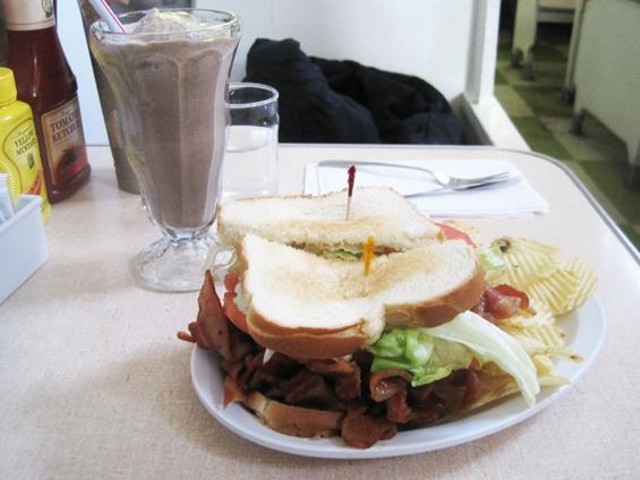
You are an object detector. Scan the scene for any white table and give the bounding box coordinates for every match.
[1,145,638,479]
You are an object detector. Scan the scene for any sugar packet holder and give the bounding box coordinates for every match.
[0,193,49,304]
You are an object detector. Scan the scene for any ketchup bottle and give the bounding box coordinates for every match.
[2,0,90,203]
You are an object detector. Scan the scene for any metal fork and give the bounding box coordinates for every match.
[318,160,512,193]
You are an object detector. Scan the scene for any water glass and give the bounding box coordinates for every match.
[222,82,279,200]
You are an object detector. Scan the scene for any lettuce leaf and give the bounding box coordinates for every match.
[369,328,473,387]
[319,245,393,261]
[367,311,540,405]
[477,245,506,271]
[429,311,540,405]
[372,357,454,387]
[323,249,361,261]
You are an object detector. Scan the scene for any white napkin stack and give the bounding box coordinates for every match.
[304,159,549,218]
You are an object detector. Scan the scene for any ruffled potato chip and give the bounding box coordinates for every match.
[498,308,583,363]
[486,237,597,316]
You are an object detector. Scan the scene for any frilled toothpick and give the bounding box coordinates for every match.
[345,165,356,221]
[363,235,375,277]
[362,235,375,295]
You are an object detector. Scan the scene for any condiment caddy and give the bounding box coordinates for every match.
[0,178,48,304]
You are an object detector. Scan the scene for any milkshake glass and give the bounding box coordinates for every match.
[78,1,196,194]
[90,9,241,292]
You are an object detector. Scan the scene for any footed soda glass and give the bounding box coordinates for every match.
[90,9,241,291]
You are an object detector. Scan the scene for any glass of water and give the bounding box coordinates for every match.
[222,83,279,200]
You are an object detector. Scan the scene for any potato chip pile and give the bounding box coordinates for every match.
[483,237,597,388]
[486,237,597,316]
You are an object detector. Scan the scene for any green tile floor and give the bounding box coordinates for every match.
[495,22,640,254]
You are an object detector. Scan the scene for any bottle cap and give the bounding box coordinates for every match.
[0,67,18,106]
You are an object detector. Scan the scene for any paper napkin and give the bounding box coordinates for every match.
[304,159,549,218]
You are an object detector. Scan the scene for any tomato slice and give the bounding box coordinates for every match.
[222,272,249,333]
[436,222,475,247]
[224,271,241,292]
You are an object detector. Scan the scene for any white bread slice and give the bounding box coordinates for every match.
[244,391,344,438]
[238,234,485,359]
[217,187,441,253]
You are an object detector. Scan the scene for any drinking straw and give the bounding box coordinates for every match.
[88,0,126,33]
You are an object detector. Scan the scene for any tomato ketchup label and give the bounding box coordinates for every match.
[39,97,89,186]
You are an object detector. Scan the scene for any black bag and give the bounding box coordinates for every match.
[244,38,463,145]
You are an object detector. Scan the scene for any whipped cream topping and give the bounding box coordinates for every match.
[133,8,200,34]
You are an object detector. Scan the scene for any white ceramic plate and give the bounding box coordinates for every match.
[190,295,606,459]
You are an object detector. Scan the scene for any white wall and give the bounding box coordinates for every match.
[58,3,107,145]
[204,0,475,101]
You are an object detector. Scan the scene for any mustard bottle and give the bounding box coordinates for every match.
[0,67,51,221]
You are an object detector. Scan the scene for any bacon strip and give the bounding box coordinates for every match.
[472,284,531,321]
[304,358,362,401]
[369,369,412,402]
[341,404,397,449]
[385,390,412,424]
[223,376,245,407]
[176,272,224,351]
[179,270,255,364]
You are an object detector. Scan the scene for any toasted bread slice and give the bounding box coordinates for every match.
[218,187,441,254]
[244,392,344,438]
[237,234,485,358]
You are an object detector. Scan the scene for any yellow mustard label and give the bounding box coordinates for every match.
[0,117,51,220]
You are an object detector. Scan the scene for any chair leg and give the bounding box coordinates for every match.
[510,48,534,79]
[510,48,523,67]
[511,0,537,79]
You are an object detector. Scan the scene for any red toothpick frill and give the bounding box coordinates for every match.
[345,165,357,221]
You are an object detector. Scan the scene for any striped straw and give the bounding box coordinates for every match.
[88,0,126,33]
